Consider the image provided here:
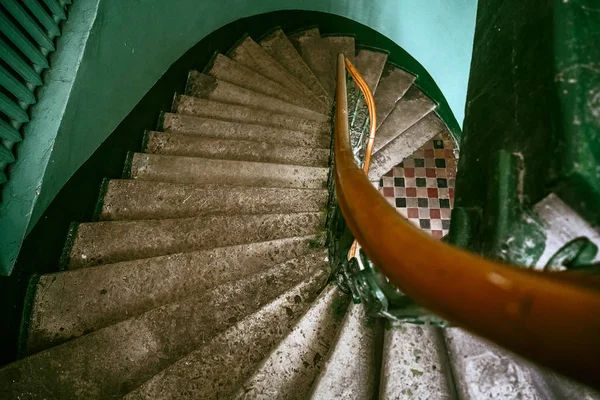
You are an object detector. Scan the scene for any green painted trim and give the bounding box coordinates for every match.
[16,273,39,360]
[58,222,78,271]
[91,178,110,222]
[121,151,135,179]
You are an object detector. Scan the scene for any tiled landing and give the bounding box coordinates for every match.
[379,131,458,239]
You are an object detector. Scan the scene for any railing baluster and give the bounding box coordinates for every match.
[0,10,49,68]
[0,37,43,85]
[0,65,37,105]
[2,0,55,51]
[23,0,61,37]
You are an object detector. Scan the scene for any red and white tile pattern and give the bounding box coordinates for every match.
[379,132,458,239]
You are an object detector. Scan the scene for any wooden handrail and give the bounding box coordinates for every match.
[334,54,600,388]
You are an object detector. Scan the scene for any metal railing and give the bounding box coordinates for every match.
[333,53,600,388]
[0,0,71,184]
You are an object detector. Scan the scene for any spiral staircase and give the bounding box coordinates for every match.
[0,26,598,400]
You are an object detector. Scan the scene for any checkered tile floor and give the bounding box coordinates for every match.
[379,131,458,239]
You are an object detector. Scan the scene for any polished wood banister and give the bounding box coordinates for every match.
[334,54,600,388]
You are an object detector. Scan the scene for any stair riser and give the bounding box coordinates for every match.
[185,71,328,122]
[144,132,330,167]
[66,212,325,268]
[100,180,328,221]
[124,270,329,400]
[2,256,327,399]
[162,113,331,149]
[130,153,329,189]
[27,244,325,354]
[175,96,330,135]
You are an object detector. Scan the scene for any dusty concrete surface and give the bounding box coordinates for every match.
[228,36,326,112]
[145,132,330,167]
[323,35,355,66]
[100,180,328,220]
[233,284,351,400]
[161,113,331,149]
[124,269,329,400]
[355,48,388,93]
[67,212,325,268]
[373,86,437,153]
[374,64,417,129]
[28,238,322,353]
[130,153,329,188]
[369,113,446,181]
[260,28,331,105]
[175,95,330,135]
[292,35,335,99]
[185,71,327,121]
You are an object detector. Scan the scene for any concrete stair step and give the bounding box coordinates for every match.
[27,243,325,355]
[373,86,437,153]
[174,95,330,135]
[65,212,325,269]
[323,35,356,66]
[129,153,329,189]
[374,64,417,129]
[206,54,324,113]
[380,323,455,399]
[144,131,330,167]
[162,113,330,149]
[288,27,320,53]
[124,269,329,400]
[290,33,335,99]
[228,36,324,110]
[185,71,327,121]
[232,284,351,400]
[354,47,389,93]
[99,179,328,221]
[260,28,331,105]
[308,303,380,399]
[368,113,447,181]
[1,254,327,399]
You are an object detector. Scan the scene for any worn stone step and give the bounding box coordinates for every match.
[27,242,324,355]
[308,303,380,399]
[129,153,329,189]
[373,86,437,153]
[0,254,327,399]
[354,47,389,93]
[291,34,335,99]
[380,323,455,399]
[66,212,325,269]
[124,270,329,400]
[162,113,330,149]
[206,54,323,113]
[185,71,327,121]
[374,64,416,129]
[174,95,330,135]
[323,35,355,66]
[99,179,328,221]
[260,28,331,105]
[228,36,325,110]
[233,284,351,400]
[288,27,321,53]
[144,132,330,167]
[368,113,447,181]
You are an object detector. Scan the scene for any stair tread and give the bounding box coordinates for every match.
[186,70,327,120]
[162,113,331,149]
[373,85,437,153]
[228,36,325,110]
[288,27,321,53]
[374,64,417,129]
[100,179,328,221]
[1,255,326,399]
[233,284,351,400]
[174,95,330,135]
[308,303,378,399]
[368,113,447,181]
[28,241,324,354]
[123,270,328,400]
[260,28,331,105]
[293,35,335,99]
[322,35,356,66]
[380,323,455,399]
[66,212,325,269]
[354,47,389,93]
[206,54,324,112]
[144,132,330,167]
[129,153,329,189]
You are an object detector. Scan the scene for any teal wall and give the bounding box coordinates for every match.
[0,0,477,274]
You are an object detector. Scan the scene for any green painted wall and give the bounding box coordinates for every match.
[0,0,477,274]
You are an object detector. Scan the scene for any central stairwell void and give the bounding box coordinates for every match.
[1,20,597,400]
